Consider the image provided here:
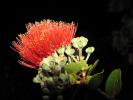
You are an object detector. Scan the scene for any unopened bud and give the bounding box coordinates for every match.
[40,56,53,66]
[71,36,88,49]
[33,75,41,83]
[85,47,95,54]
[65,46,75,56]
[57,47,65,55]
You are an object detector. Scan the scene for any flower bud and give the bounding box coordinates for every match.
[57,47,65,55]
[85,47,95,54]
[42,77,48,82]
[71,37,80,48]
[47,77,54,85]
[79,36,88,47]
[33,75,41,83]
[55,65,61,71]
[52,52,59,58]
[65,46,75,56]
[40,56,53,66]
[71,36,88,49]
[42,64,51,71]
[59,73,69,82]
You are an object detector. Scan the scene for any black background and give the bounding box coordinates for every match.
[0,1,132,100]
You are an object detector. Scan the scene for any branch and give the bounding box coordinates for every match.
[97,88,116,100]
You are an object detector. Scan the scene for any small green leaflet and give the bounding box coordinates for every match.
[88,70,104,89]
[88,59,99,75]
[69,74,77,84]
[64,60,88,74]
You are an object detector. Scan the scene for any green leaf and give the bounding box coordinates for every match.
[64,60,88,74]
[88,59,99,75]
[92,59,99,68]
[88,71,104,89]
[69,74,77,84]
[88,64,92,70]
[105,69,122,97]
[80,60,88,69]
[86,75,92,83]
[87,64,92,74]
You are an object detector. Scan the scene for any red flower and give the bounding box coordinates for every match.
[12,19,77,69]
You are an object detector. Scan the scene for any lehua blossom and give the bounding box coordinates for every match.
[12,19,77,69]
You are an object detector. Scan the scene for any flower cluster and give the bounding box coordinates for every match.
[33,36,95,86]
[12,19,122,100]
[12,19,95,88]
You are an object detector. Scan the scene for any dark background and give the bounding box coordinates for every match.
[1,1,133,100]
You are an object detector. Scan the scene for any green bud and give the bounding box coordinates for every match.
[57,47,65,55]
[38,68,42,74]
[59,58,67,65]
[79,36,88,47]
[40,56,53,66]
[42,77,48,82]
[65,46,75,56]
[85,47,95,54]
[55,65,61,71]
[40,56,56,71]
[33,75,41,83]
[47,77,54,85]
[52,52,59,58]
[55,56,61,63]
[55,56,66,65]
[59,73,68,82]
[42,64,51,71]
[71,37,80,48]
[71,36,88,49]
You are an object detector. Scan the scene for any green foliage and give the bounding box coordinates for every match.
[88,71,104,89]
[88,59,99,75]
[64,60,88,74]
[105,69,122,97]
[69,74,77,84]
[88,64,92,70]
[86,75,92,83]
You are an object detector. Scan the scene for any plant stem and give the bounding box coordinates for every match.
[79,48,82,61]
[76,56,80,61]
[85,53,90,61]
[97,88,116,100]
[68,56,71,63]
[70,55,78,62]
